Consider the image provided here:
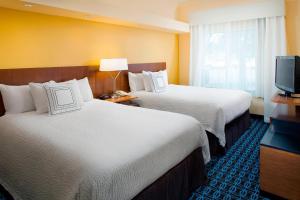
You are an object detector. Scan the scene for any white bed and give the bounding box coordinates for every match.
[131,84,252,147]
[0,99,210,200]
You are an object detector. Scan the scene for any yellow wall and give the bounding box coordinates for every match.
[178,33,190,85]
[0,8,179,83]
[177,0,300,84]
[286,0,300,55]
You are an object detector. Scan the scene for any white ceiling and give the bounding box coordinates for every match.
[0,0,189,33]
[88,0,185,19]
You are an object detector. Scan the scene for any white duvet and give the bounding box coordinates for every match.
[0,99,210,200]
[131,85,252,147]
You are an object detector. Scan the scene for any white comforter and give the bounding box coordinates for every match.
[0,99,210,200]
[131,85,252,147]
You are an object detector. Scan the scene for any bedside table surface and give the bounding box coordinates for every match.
[261,126,300,155]
[106,95,137,103]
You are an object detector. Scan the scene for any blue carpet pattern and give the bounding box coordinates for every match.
[189,117,270,200]
[0,118,269,200]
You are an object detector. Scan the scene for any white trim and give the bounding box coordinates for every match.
[189,0,285,25]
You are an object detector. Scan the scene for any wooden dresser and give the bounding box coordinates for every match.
[260,95,300,199]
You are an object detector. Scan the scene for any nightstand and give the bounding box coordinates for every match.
[260,96,300,199]
[105,95,140,107]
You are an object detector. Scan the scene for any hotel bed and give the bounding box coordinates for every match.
[0,66,210,200]
[128,63,252,155]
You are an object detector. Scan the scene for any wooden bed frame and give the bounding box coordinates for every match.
[0,63,207,200]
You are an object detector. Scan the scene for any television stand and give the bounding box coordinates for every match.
[272,93,300,106]
[278,91,292,97]
[260,94,300,199]
[278,92,300,98]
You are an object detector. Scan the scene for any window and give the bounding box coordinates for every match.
[190,19,262,96]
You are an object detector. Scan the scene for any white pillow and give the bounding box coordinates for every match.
[58,79,84,105]
[44,82,82,115]
[151,72,168,93]
[142,70,168,92]
[161,70,169,86]
[142,71,155,92]
[128,72,145,92]
[29,81,55,114]
[0,84,35,114]
[77,77,93,102]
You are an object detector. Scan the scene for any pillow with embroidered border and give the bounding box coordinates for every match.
[57,79,84,106]
[150,72,168,93]
[43,82,82,115]
[142,70,168,93]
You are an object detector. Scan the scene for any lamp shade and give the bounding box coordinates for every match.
[100,58,128,71]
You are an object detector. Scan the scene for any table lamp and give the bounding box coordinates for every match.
[100,58,128,98]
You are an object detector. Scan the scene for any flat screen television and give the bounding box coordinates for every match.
[275,56,300,96]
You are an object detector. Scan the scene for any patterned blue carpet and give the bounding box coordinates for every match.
[0,117,270,200]
[189,117,270,200]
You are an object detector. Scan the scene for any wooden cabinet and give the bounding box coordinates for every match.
[260,95,300,200]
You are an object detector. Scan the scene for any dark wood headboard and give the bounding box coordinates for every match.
[128,62,166,73]
[0,62,166,116]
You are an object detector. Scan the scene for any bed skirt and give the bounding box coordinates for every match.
[133,147,207,200]
[207,110,251,155]
[0,147,207,200]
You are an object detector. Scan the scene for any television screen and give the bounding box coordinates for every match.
[276,57,295,93]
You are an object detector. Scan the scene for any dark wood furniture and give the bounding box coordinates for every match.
[260,94,300,200]
[0,64,207,200]
[272,94,300,105]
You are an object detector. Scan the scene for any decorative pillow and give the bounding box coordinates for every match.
[43,82,82,115]
[128,72,145,92]
[57,79,84,105]
[0,84,35,114]
[29,81,55,114]
[77,77,93,102]
[142,70,168,92]
[151,72,168,93]
[142,71,155,92]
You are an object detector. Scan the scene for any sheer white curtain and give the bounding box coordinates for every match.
[190,19,264,96]
[190,16,286,122]
[263,16,287,122]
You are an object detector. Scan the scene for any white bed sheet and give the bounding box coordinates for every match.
[131,85,252,146]
[0,99,210,200]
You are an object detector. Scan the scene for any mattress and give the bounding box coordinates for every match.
[0,99,210,200]
[131,85,252,146]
